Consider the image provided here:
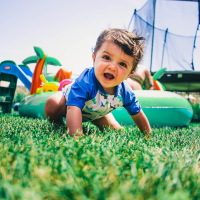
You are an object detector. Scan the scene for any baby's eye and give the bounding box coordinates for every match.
[119,62,127,68]
[103,55,110,60]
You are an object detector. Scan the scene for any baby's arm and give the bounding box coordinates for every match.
[66,105,84,137]
[131,109,151,136]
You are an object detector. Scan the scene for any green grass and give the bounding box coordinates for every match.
[0,113,200,200]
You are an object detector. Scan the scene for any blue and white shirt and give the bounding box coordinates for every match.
[62,67,141,122]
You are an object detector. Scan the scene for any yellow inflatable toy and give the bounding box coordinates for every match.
[36,74,60,93]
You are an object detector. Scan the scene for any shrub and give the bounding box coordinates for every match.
[12,91,27,105]
[192,103,200,121]
[12,86,29,106]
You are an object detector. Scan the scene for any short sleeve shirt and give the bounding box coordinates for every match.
[62,67,141,122]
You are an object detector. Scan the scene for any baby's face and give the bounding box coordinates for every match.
[93,41,135,95]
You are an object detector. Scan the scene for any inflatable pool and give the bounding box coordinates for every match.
[18,90,193,127]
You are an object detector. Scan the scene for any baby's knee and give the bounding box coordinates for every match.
[44,93,66,118]
[44,94,60,114]
[44,97,56,116]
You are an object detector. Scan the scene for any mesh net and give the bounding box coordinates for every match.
[128,0,200,72]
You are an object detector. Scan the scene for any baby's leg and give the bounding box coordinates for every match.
[44,92,66,124]
[92,113,123,131]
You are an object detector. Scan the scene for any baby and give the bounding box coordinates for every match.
[44,28,151,137]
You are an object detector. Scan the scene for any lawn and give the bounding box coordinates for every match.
[0,112,200,200]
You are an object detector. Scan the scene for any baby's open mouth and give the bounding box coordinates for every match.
[104,73,114,80]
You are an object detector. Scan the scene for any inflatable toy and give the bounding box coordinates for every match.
[18,90,193,127]
[58,79,73,91]
[36,74,60,93]
[22,46,62,95]
[35,74,73,93]
[153,79,164,91]
[152,67,166,91]
[55,68,72,83]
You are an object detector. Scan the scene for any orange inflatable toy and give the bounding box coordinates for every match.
[55,68,72,83]
[153,79,164,91]
[30,55,46,95]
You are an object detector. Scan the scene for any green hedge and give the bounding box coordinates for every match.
[192,104,200,121]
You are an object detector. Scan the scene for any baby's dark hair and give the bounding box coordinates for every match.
[93,28,145,72]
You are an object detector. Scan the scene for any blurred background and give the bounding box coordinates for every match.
[0,0,147,83]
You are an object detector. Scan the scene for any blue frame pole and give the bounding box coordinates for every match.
[161,28,168,69]
[150,0,156,72]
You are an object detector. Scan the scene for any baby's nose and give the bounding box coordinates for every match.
[108,62,117,71]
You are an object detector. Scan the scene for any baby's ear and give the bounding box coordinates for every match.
[92,54,95,65]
